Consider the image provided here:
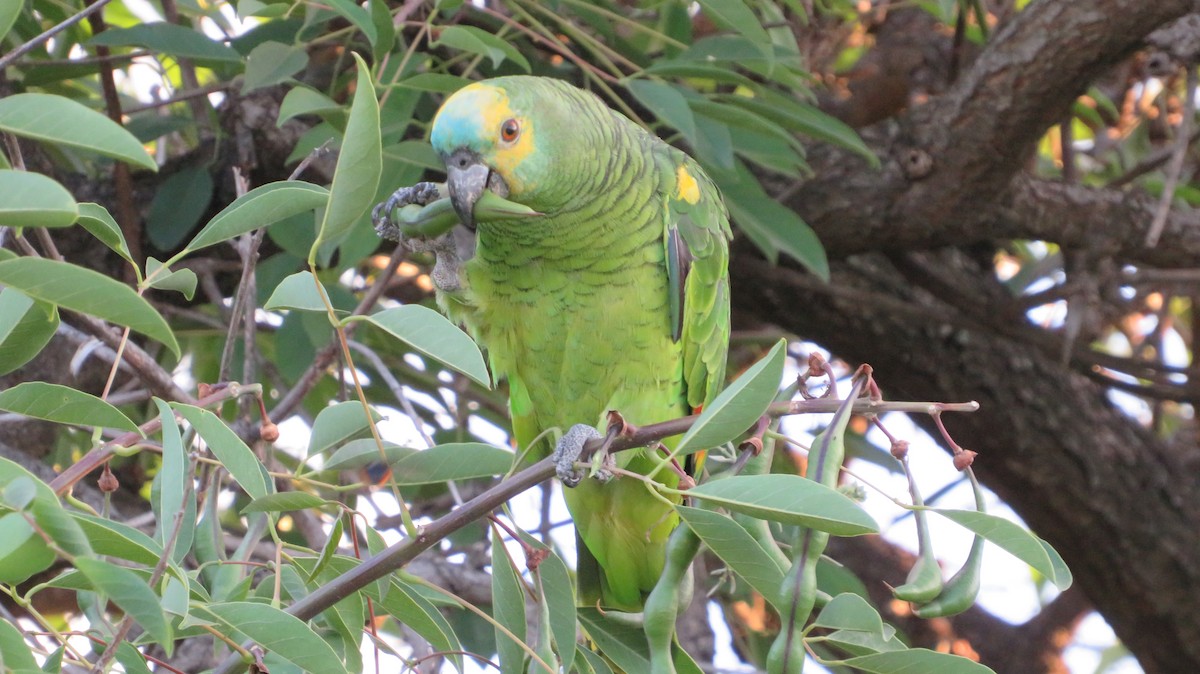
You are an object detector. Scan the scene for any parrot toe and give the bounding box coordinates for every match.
[592,449,617,484]
[553,424,602,487]
[372,181,444,240]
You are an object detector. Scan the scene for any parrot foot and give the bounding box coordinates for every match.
[372,182,442,241]
[553,424,602,487]
[372,181,476,294]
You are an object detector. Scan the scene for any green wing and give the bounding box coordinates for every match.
[665,152,732,412]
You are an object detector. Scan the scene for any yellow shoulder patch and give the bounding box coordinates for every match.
[676,164,701,204]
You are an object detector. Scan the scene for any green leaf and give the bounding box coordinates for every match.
[145,257,198,300]
[816,556,871,602]
[372,577,463,670]
[930,508,1072,591]
[312,53,381,262]
[71,513,164,566]
[263,270,329,312]
[675,339,785,456]
[243,41,310,92]
[530,542,575,672]
[307,401,381,457]
[241,491,327,514]
[390,443,514,485]
[30,496,92,557]
[383,140,443,171]
[325,0,376,47]
[0,512,55,584]
[0,257,180,357]
[185,181,329,254]
[676,505,784,608]
[689,475,878,535]
[147,166,213,250]
[360,304,491,387]
[173,404,272,500]
[322,439,413,471]
[724,93,877,167]
[3,476,37,510]
[89,22,242,65]
[719,161,828,278]
[0,170,78,228]
[692,112,735,170]
[839,648,995,674]
[306,517,344,583]
[0,382,138,432]
[0,615,39,670]
[77,203,136,267]
[576,645,614,674]
[491,527,526,674]
[642,61,760,88]
[394,73,472,93]
[816,628,905,657]
[432,25,531,72]
[694,0,772,61]
[0,288,58,376]
[812,593,887,634]
[369,0,395,58]
[198,602,350,674]
[75,558,173,651]
[576,609,701,674]
[278,87,343,126]
[114,641,155,674]
[0,0,21,45]
[0,457,56,507]
[0,95,156,170]
[627,80,696,143]
[153,399,187,554]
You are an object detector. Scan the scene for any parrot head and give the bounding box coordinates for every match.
[430,77,586,228]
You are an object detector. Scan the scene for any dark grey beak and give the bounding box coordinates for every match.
[446,150,491,230]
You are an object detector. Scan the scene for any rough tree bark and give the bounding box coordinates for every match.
[736,1,1200,672]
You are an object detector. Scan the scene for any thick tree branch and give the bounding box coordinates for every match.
[786,0,1200,262]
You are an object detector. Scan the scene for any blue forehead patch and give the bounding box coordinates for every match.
[430,83,507,155]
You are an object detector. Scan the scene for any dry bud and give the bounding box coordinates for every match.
[739,436,764,456]
[98,466,119,493]
[890,439,910,460]
[953,450,977,471]
[525,547,549,571]
[260,422,281,443]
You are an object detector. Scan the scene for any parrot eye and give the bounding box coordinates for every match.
[499,118,520,143]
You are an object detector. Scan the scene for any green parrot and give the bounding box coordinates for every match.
[399,76,730,610]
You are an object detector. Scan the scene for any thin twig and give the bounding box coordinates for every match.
[84,0,141,264]
[49,384,258,495]
[1145,66,1198,247]
[124,82,232,115]
[0,0,117,70]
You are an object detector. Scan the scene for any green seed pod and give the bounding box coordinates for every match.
[644,525,702,674]
[912,534,982,618]
[767,551,819,674]
[892,535,944,603]
[913,470,987,617]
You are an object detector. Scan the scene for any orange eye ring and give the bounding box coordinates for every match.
[500,118,520,143]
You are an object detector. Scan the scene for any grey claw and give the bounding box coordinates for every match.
[372,182,443,240]
[554,424,602,487]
